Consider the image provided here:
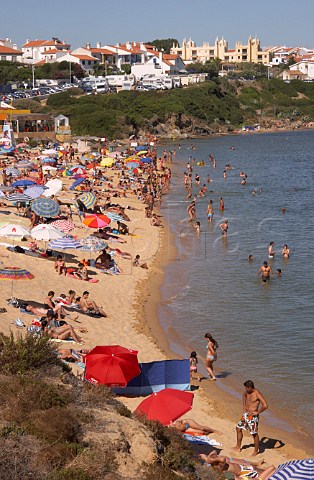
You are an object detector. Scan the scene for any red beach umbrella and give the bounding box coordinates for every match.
[84,345,141,387]
[83,214,111,229]
[134,388,194,426]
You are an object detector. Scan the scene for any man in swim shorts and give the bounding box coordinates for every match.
[233,380,268,456]
[207,200,214,223]
[258,261,272,282]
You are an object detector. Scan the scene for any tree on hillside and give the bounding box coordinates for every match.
[146,38,179,54]
[186,59,221,78]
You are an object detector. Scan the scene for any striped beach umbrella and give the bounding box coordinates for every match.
[31,198,60,218]
[71,166,87,175]
[48,236,82,255]
[270,458,314,480]
[0,266,34,298]
[83,214,111,229]
[24,185,46,199]
[51,219,76,233]
[103,212,125,223]
[78,192,96,210]
[7,193,32,203]
[5,168,20,177]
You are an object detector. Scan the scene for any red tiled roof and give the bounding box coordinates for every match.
[89,48,115,55]
[108,45,131,54]
[42,40,70,47]
[35,59,46,65]
[72,54,99,61]
[0,45,22,54]
[163,54,179,59]
[23,40,46,47]
[42,49,59,55]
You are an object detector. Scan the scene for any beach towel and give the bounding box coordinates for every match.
[66,272,99,283]
[50,338,76,344]
[183,434,222,447]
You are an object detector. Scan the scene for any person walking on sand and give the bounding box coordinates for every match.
[233,380,268,456]
[258,261,273,283]
[204,332,219,381]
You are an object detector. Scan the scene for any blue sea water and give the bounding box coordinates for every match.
[158,130,314,441]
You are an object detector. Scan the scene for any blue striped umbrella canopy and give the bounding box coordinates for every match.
[16,161,34,169]
[270,458,314,480]
[31,198,60,218]
[48,236,82,251]
[11,179,36,187]
[24,185,46,199]
[78,192,96,209]
[7,193,32,203]
[5,168,20,177]
[103,212,125,223]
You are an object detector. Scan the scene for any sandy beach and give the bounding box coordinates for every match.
[0,157,311,475]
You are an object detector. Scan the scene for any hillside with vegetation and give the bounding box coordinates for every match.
[15,78,314,139]
[0,333,222,480]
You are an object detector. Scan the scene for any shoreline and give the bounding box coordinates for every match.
[133,183,313,459]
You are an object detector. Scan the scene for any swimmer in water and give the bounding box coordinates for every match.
[194,221,200,237]
[258,261,273,282]
[248,255,253,262]
[268,242,275,258]
[207,200,214,223]
[219,197,224,211]
[223,170,227,179]
[277,269,282,276]
[220,219,228,236]
[282,244,290,258]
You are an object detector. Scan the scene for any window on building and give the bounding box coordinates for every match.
[82,60,85,65]
[1,56,6,61]
[12,56,17,62]
[243,56,247,61]
[178,50,182,55]
[225,57,229,61]
[88,60,91,65]
[258,55,263,60]
[192,50,197,55]
[242,49,247,54]
[210,50,214,55]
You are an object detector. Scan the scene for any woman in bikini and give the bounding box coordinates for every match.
[205,332,219,381]
[42,315,84,344]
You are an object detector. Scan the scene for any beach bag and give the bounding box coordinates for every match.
[14,245,25,253]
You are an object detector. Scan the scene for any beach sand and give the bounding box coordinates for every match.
[0,164,311,472]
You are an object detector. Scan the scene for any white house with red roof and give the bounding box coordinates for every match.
[54,48,99,73]
[22,38,71,64]
[283,58,314,81]
[131,52,186,78]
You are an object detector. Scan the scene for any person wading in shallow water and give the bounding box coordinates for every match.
[233,380,268,456]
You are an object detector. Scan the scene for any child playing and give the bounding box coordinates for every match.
[190,351,201,382]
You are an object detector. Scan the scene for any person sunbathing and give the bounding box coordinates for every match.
[42,317,84,344]
[171,418,222,436]
[199,453,276,479]
[79,291,107,317]
[133,254,148,269]
[55,255,66,275]
[73,262,89,281]
[25,303,64,320]
[95,250,111,269]
[95,228,126,243]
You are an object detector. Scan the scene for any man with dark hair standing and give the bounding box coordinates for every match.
[233,380,268,456]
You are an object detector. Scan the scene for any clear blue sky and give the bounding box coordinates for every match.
[4,0,314,49]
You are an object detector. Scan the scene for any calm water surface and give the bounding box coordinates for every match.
[158,131,314,442]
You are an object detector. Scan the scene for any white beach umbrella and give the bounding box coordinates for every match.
[31,224,65,242]
[0,224,30,238]
[43,179,62,197]
[42,166,58,173]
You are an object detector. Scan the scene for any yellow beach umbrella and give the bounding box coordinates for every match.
[137,150,148,155]
[100,157,115,167]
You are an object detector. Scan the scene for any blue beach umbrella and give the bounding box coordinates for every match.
[24,185,46,199]
[11,179,36,188]
[48,236,82,251]
[270,458,314,480]
[135,145,147,151]
[42,157,56,163]
[141,157,153,164]
[31,198,60,218]
[126,162,140,170]
[70,178,87,190]
[7,193,32,203]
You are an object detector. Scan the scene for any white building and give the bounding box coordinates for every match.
[131,52,186,79]
[22,38,71,64]
[54,48,99,73]
[283,59,314,81]
[0,38,22,62]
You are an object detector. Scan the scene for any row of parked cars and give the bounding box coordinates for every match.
[0,83,79,102]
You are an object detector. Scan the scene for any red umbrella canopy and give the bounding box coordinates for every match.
[84,345,141,387]
[135,389,194,426]
[83,214,111,229]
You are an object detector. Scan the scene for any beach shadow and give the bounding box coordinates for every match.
[216,371,232,379]
[241,436,285,453]
[190,385,200,392]
[190,444,222,456]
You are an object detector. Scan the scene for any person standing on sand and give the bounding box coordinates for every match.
[233,380,268,456]
[204,333,219,381]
